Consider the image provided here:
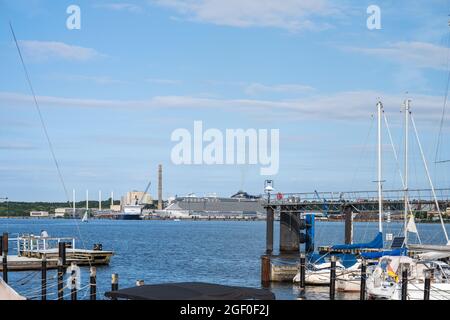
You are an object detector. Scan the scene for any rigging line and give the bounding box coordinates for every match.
[9,22,93,267]
[435,25,450,164]
[8,22,70,203]
[350,114,375,191]
[411,113,449,243]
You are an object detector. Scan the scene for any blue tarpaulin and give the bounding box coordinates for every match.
[360,248,407,259]
[331,232,383,250]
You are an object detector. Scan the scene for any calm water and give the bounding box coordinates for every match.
[1,219,449,300]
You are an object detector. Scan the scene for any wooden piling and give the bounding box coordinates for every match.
[329,255,336,300]
[424,269,432,300]
[2,232,8,283]
[57,242,66,300]
[111,273,119,300]
[261,255,271,285]
[41,254,47,301]
[299,252,306,289]
[344,206,353,245]
[360,259,366,300]
[71,267,77,301]
[266,207,274,255]
[401,265,408,300]
[90,267,97,300]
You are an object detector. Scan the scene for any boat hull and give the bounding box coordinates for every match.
[115,214,141,220]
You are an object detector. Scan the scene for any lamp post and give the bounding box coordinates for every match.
[264,180,274,203]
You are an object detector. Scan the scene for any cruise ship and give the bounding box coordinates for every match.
[156,191,266,219]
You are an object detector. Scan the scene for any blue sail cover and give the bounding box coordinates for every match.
[360,248,407,259]
[331,232,383,250]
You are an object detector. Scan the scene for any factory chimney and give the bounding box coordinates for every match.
[158,164,163,210]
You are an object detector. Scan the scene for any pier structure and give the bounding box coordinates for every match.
[261,187,450,284]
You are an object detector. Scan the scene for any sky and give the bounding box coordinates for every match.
[1,0,450,202]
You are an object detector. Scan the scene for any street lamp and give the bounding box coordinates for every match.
[264,180,274,203]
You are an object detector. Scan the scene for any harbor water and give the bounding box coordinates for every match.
[1,219,449,300]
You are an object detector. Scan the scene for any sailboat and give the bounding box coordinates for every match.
[81,211,88,223]
[366,100,450,299]
[81,189,89,222]
[294,101,387,286]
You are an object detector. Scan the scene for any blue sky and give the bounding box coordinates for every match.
[1,0,450,201]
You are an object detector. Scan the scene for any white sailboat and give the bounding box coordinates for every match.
[81,211,88,223]
[294,101,386,287]
[367,100,450,299]
[81,189,89,222]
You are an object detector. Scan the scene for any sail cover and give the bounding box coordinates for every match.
[360,248,407,259]
[331,232,383,250]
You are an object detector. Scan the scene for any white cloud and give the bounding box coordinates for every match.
[18,40,104,62]
[152,0,337,31]
[0,90,444,123]
[244,83,315,95]
[146,78,182,85]
[94,3,143,13]
[49,74,127,85]
[344,41,448,70]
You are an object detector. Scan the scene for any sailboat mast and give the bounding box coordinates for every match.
[377,101,383,233]
[404,100,410,243]
[86,189,89,211]
[73,189,76,216]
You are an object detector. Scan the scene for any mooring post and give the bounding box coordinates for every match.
[71,266,77,301]
[299,252,306,289]
[2,233,8,283]
[90,267,97,300]
[41,254,47,301]
[57,242,66,300]
[401,264,408,300]
[266,206,274,255]
[261,255,271,286]
[360,259,367,300]
[424,269,432,300]
[329,255,336,300]
[344,206,353,245]
[111,273,119,300]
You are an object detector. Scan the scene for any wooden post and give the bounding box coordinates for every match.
[71,266,77,301]
[401,264,408,300]
[360,259,366,300]
[344,206,353,244]
[41,254,47,301]
[424,269,432,300]
[57,242,66,300]
[90,267,97,300]
[2,232,8,283]
[266,207,274,254]
[329,255,336,300]
[261,255,271,285]
[111,273,119,300]
[299,252,306,289]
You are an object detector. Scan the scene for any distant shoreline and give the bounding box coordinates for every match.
[0,216,448,224]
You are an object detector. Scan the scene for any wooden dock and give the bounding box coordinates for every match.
[1,234,114,271]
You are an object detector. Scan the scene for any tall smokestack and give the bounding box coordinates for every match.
[158,164,163,210]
